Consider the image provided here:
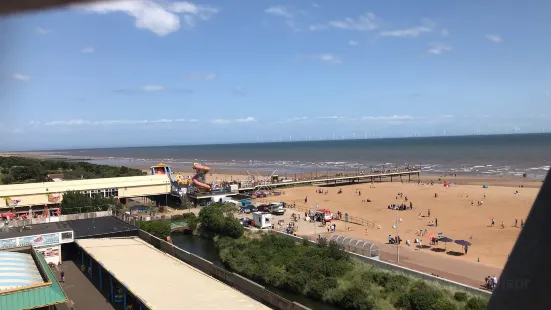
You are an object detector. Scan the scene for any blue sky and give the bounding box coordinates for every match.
[1,0,550,150]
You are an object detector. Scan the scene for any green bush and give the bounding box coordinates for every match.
[0,156,145,184]
[60,191,116,214]
[215,233,488,310]
[464,297,488,310]
[454,291,468,302]
[138,220,172,239]
[198,204,244,238]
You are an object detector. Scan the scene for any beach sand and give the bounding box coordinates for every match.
[257,181,538,270]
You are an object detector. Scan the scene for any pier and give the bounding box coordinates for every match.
[238,169,422,191]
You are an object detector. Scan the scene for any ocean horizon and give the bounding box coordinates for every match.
[39,133,551,179]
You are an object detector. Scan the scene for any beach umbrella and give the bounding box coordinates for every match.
[454,240,472,246]
[424,233,438,239]
[454,239,472,254]
[438,237,454,250]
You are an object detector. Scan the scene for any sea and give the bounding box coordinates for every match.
[45,134,551,179]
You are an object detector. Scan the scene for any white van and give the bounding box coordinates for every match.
[269,202,285,215]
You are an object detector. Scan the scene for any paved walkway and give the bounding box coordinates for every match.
[54,260,115,310]
[377,243,502,288]
[302,232,501,289]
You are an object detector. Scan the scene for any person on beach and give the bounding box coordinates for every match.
[428,209,431,217]
[304,196,307,203]
[435,218,438,227]
[514,219,518,227]
[491,218,495,227]
[60,271,65,283]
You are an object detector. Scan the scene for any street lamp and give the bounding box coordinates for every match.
[395,214,401,263]
[314,202,318,240]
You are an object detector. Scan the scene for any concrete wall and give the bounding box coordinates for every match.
[271,230,491,298]
[119,184,171,197]
[19,210,113,225]
[137,230,310,310]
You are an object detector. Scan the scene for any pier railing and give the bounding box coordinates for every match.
[240,168,421,191]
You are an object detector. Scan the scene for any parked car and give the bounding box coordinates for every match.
[269,204,285,215]
[239,205,257,214]
[257,204,270,212]
[239,217,252,227]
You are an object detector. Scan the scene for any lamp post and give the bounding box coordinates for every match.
[314,202,318,240]
[395,214,401,264]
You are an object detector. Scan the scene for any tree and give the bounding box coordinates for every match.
[138,220,172,239]
[198,203,244,238]
[0,156,146,184]
[60,191,115,214]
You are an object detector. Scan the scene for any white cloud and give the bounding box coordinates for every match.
[35,27,52,34]
[43,118,196,126]
[187,72,216,80]
[310,12,379,31]
[380,26,432,38]
[285,117,309,122]
[313,54,341,64]
[348,40,359,46]
[317,116,346,120]
[440,28,449,37]
[362,115,417,121]
[486,34,502,43]
[210,117,257,124]
[141,84,164,91]
[312,3,319,8]
[81,47,95,54]
[428,43,452,55]
[265,5,293,19]
[77,1,218,36]
[13,73,30,81]
[265,5,297,30]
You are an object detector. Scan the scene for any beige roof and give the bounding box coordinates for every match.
[0,175,170,196]
[76,237,269,310]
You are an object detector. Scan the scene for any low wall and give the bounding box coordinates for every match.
[21,210,113,225]
[137,230,310,310]
[271,230,491,298]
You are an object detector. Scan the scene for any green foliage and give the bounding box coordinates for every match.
[454,291,468,302]
[171,213,198,231]
[0,156,145,184]
[464,297,488,310]
[198,203,244,238]
[216,234,489,310]
[60,191,117,214]
[397,281,459,310]
[138,220,172,239]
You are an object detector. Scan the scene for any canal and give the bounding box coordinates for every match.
[170,233,339,310]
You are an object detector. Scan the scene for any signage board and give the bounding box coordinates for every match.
[47,194,62,203]
[18,233,60,247]
[0,231,73,250]
[0,238,17,249]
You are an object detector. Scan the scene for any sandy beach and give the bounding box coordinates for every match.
[256,181,538,270]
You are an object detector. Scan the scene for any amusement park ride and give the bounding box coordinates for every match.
[150,162,216,202]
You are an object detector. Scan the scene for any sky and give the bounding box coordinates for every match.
[1,0,551,151]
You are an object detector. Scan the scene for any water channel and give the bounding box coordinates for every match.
[170,233,339,310]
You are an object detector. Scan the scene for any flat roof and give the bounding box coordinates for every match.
[0,247,68,309]
[0,221,72,239]
[0,251,43,291]
[76,237,269,310]
[65,216,138,238]
[0,174,170,197]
